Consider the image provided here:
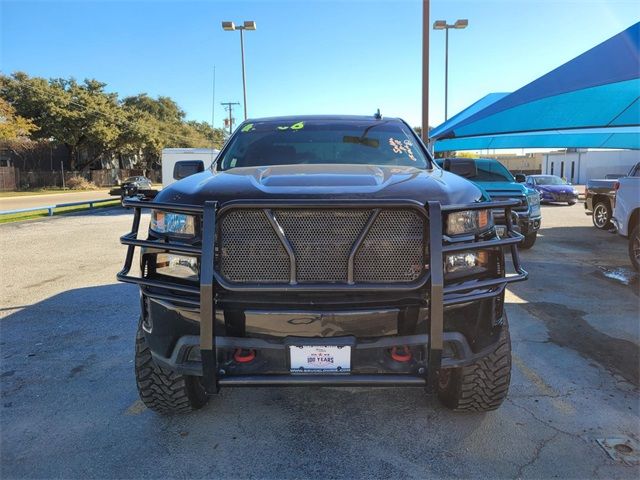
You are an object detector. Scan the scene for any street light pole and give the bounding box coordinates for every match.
[422,0,429,143]
[433,19,468,121]
[445,26,449,120]
[239,29,247,120]
[222,20,256,121]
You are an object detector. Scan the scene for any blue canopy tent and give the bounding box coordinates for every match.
[430,22,640,152]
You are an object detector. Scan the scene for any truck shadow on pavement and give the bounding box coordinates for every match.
[2,283,509,479]
[2,279,638,476]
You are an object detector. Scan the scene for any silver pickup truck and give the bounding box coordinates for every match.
[612,162,640,270]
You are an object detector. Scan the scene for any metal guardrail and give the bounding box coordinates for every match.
[0,198,117,217]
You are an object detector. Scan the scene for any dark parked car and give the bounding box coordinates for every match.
[584,179,617,229]
[117,115,527,415]
[109,176,156,205]
[525,175,578,205]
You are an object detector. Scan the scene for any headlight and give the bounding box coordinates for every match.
[446,209,492,236]
[156,254,199,280]
[445,250,490,275]
[150,210,195,236]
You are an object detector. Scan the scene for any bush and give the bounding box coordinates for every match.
[66,176,97,190]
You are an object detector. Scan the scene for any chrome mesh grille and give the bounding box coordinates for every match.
[354,210,425,283]
[274,209,371,282]
[219,210,290,283]
[217,207,426,285]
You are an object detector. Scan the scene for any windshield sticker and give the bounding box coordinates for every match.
[241,123,254,132]
[276,121,305,131]
[388,138,416,161]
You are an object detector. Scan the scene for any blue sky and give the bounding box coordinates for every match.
[1,0,638,132]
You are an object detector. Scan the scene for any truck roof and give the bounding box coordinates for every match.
[244,114,403,123]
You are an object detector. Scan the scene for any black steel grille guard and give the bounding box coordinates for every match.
[117,197,528,393]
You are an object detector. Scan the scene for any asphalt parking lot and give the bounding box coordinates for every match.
[1,203,639,479]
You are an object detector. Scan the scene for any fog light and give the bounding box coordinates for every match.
[445,250,489,274]
[156,253,199,280]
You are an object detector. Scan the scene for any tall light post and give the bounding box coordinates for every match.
[222,20,256,120]
[433,19,468,121]
[422,0,429,144]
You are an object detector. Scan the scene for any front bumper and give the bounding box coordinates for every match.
[539,191,578,203]
[493,209,541,236]
[141,293,506,382]
[118,198,527,392]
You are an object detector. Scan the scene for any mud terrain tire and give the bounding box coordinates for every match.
[437,314,511,412]
[135,321,208,414]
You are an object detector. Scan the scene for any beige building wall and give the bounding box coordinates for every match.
[473,153,543,173]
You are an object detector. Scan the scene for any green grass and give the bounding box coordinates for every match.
[0,200,120,224]
[0,188,111,198]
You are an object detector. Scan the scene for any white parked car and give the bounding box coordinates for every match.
[612,162,640,271]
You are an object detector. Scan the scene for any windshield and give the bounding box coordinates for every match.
[473,159,514,182]
[435,158,514,182]
[217,119,430,170]
[533,175,565,185]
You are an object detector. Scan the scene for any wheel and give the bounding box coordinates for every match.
[592,201,612,230]
[629,225,640,272]
[120,194,126,207]
[437,314,511,412]
[568,201,576,206]
[520,232,537,249]
[135,320,208,414]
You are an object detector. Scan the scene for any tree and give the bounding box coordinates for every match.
[0,97,37,140]
[0,73,227,173]
[183,120,225,149]
[0,97,40,168]
[122,94,185,123]
[0,73,123,170]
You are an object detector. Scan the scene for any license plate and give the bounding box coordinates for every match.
[496,225,507,237]
[289,345,351,373]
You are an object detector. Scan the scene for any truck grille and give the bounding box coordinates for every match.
[490,195,528,213]
[218,208,426,285]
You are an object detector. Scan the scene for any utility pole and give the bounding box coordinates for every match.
[220,102,240,135]
[422,0,430,143]
[60,160,65,190]
[211,66,216,147]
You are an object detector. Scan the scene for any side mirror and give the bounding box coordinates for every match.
[515,173,526,183]
[173,160,204,181]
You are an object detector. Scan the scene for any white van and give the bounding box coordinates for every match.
[161,148,219,187]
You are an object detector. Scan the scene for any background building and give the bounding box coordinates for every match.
[542,149,638,184]
[485,153,542,174]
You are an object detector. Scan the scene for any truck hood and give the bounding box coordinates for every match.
[155,164,483,206]
[472,181,529,197]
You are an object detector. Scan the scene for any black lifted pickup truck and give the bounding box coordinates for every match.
[118,115,527,414]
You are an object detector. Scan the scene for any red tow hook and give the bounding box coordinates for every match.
[233,348,256,363]
[390,346,412,362]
